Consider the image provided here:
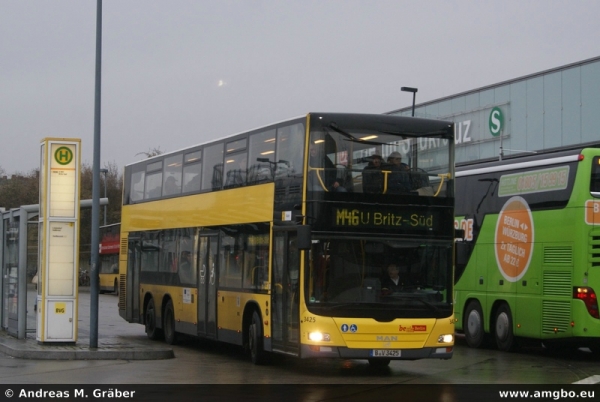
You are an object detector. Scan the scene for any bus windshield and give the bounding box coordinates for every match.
[305,237,453,319]
[308,121,452,196]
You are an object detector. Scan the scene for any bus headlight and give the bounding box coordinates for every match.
[309,332,331,342]
[438,334,453,343]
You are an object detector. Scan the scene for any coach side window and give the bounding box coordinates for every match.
[591,156,600,196]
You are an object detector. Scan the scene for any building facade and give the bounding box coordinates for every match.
[388,56,600,165]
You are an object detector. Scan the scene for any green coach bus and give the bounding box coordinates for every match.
[454,145,600,353]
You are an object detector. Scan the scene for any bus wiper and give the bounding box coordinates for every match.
[383,295,441,314]
[322,302,366,310]
[328,123,383,146]
[328,122,357,141]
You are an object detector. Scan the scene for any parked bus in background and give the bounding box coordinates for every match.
[455,146,600,353]
[99,223,120,294]
[118,113,457,366]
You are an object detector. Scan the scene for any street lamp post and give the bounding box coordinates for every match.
[401,87,418,117]
[100,168,108,225]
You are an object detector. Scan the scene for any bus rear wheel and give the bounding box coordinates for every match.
[494,304,516,352]
[464,300,485,348]
[145,298,163,341]
[248,311,267,365]
[163,300,177,345]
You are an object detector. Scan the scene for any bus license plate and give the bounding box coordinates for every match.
[371,349,401,357]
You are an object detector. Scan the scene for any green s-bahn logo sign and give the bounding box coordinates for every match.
[489,107,504,137]
[54,146,74,165]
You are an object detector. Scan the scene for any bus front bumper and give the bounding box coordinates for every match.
[300,344,453,360]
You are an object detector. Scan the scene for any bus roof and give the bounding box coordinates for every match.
[125,112,454,168]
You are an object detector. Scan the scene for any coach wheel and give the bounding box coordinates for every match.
[494,304,516,352]
[163,299,177,345]
[368,358,391,368]
[249,311,267,365]
[145,298,163,341]
[464,300,485,348]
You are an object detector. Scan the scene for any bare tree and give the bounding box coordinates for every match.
[0,169,39,209]
[136,147,164,158]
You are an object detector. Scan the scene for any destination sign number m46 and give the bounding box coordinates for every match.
[333,207,439,231]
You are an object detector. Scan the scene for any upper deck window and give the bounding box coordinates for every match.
[307,125,451,196]
[183,150,202,193]
[248,129,276,184]
[226,138,247,153]
[163,154,183,196]
[143,160,163,199]
[202,143,224,191]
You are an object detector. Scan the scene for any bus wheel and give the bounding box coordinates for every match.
[249,311,267,365]
[494,304,516,352]
[113,279,119,295]
[464,300,485,348]
[145,298,163,340]
[163,300,177,345]
[368,358,391,368]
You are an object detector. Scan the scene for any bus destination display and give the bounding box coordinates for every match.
[333,207,439,231]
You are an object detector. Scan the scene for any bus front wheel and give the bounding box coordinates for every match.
[145,298,163,341]
[494,304,516,352]
[163,299,177,345]
[464,300,485,348]
[249,311,267,365]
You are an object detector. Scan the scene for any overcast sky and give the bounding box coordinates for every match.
[1,0,599,175]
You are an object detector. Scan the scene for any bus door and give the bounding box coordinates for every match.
[197,233,218,339]
[126,236,141,323]
[271,228,301,355]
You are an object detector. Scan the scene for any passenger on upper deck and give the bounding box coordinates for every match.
[386,151,411,194]
[362,154,383,193]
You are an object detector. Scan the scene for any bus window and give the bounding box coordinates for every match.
[182,150,202,193]
[275,123,304,178]
[220,232,242,288]
[130,170,145,202]
[224,153,248,188]
[160,230,177,273]
[243,233,269,290]
[144,161,163,199]
[202,143,223,191]
[248,129,276,184]
[163,154,183,196]
[178,228,195,285]
[140,232,159,272]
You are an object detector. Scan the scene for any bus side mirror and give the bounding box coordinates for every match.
[297,225,312,250]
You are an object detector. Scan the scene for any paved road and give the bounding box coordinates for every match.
[0,289,597,385]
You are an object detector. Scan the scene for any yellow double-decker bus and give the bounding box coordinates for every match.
[118,113,457,366]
